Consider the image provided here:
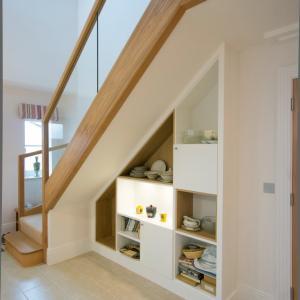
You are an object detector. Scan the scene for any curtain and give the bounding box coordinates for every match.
[18,103,59,121]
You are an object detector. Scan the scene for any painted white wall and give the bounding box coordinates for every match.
[2,0,78,233]
[2,84,52,233]
[3,0,78,91]
[235,38,298,300]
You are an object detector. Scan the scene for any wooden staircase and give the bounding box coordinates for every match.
[5,214,43,267]
[7,0,206,266]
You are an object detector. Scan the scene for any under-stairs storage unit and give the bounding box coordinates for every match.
[94,46,237,300]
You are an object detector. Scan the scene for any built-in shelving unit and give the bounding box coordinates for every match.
[173,57,220,297]
[94,47,237,300]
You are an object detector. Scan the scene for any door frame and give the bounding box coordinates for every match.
[276,65,297,300]
[292,78,300,300]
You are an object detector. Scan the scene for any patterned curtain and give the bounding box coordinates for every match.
[18,103,59,121]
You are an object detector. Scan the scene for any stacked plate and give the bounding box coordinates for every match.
[129,166,147,178]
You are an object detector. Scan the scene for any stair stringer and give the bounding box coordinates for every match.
[46,4,226,265]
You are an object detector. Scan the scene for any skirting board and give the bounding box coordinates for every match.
[92,241,214,300]
[47,239,91,265]
[229,285,273,300]
[2,222,16,236]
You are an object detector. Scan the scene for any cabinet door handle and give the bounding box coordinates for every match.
[174,146,178,150]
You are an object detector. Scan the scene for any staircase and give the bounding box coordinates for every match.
[5,0,205,266]
[5,214,43,267]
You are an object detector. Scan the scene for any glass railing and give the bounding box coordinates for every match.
[19,143,69,215]
[45,0,150,177]
[97,0,150,90]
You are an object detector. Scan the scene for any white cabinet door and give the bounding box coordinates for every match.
[174,144,218,194]
[140,222,173,279]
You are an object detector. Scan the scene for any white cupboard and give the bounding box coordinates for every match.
[174,144,218,194]
[140,222,173,279]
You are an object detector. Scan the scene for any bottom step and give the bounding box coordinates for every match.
[5,231,43,267]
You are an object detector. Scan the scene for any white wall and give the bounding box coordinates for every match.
[235,39,298,300]
[2,84,52,233]
[2,0,78,233]
[3,0,78,91]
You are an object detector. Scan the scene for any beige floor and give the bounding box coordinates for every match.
[1,250,182,300]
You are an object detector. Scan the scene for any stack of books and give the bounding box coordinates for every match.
[124,218,140,237]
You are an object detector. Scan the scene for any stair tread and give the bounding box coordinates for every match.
[5,231,43,254]
[19,213,42,245]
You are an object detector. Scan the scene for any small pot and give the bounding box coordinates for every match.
[201,216,216,234]
[146,205,157,218]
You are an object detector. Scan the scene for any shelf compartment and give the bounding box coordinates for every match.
[117,177,174,230]
[118,235,140,261]
[117,214,140,243]
[175,234,217,297]
[176,190,217,244]
[96,182,116,249]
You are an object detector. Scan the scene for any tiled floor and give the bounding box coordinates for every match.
[1,251,182,300]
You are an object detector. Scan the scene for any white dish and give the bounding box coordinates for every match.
[151,160,167,173]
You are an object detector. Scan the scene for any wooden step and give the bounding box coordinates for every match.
[5,231,43,267]
[19,213,42,245]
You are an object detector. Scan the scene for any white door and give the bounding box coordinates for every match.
[140,222,173,279]
[174,144,218,194]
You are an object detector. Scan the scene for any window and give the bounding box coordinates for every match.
[24,120,42,177]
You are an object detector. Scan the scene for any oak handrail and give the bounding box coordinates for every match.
[43,0,205,212]
[18,144,68,217]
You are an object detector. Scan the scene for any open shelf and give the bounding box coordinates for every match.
[175,234,217,297]
[96,182,116,249]
[117,234,140,261]
[117,177,174,230]
[117,214,140,243]
[176,190,217,245]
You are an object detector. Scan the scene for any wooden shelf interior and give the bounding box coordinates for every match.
[175,61,219,144]
[96,182,116,249]
[121,113,174,176]
[96,114,173,248]
[176,190,217,242]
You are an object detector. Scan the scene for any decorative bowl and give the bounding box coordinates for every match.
[182,244,205,259]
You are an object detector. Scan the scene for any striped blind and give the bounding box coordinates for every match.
[18,103,59,121]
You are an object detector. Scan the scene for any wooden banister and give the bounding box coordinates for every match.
[19,144,68,159]
[43,0,205,212]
